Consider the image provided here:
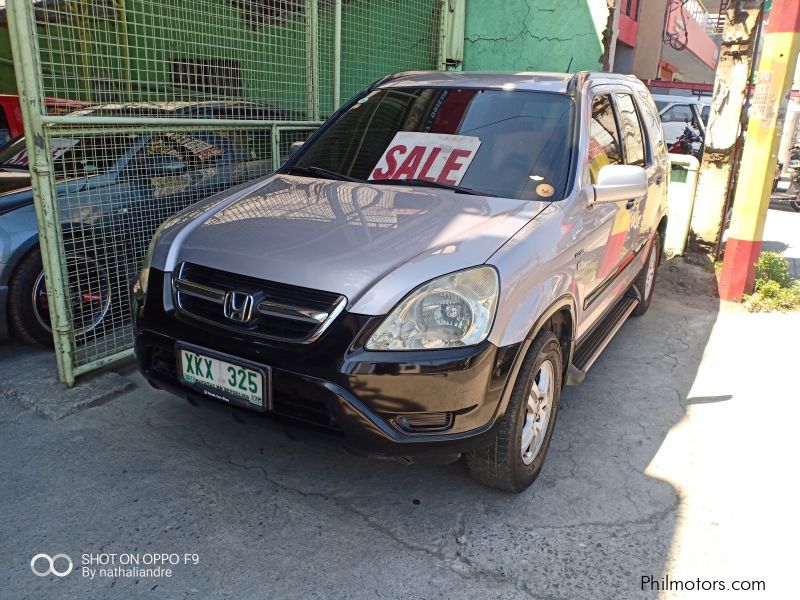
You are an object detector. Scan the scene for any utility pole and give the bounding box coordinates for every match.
[689,1,763,248]
[719,0,800,300]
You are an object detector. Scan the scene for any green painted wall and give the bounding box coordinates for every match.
[0,0,440,116]
[462,0,610,73]
[0,27,17,94]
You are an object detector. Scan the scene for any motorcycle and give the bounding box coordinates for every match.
[668,125,704,159]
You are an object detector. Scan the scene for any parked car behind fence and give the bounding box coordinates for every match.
[0,101,287,347]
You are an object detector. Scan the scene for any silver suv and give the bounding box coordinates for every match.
[132,71,669,492]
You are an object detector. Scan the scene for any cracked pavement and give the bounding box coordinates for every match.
[2,240,799,598]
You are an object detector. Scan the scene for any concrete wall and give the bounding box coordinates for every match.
[631,0,669,80]
[614,42,635,73]
[462,0,613,73]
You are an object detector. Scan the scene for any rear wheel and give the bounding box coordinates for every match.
[8,247,112,347]
[466,329,562,492]
[790,199,800,213]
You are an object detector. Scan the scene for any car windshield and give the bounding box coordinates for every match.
[291,87,575,201]
[654,100,670,112]
[0,135,133,178]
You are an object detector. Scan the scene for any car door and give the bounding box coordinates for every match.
[635,89,670,251]
[575,90,634,335]
[615,90,655,252]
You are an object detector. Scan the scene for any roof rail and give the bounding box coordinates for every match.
[368,71,431,91]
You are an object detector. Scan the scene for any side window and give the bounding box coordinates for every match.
[637,91,667,163]
[588,94,622,183]
[664,103,702,131]
[616,93,647,167]
[662,104,694,124]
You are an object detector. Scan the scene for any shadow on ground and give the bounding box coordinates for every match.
[0,258,720,599]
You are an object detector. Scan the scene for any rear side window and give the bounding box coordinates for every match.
[636,90,667,163]
[588,94,622,183]
[616,93,647,167]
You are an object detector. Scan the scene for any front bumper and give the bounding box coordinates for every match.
[134,269,522,458]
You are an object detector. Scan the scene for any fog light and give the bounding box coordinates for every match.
[394,412,454,433]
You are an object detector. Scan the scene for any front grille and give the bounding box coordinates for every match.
[173,262,346,342]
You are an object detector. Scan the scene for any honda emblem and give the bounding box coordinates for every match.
[223,291,255,322]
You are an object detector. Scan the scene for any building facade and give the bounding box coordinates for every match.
[622,0,723,84]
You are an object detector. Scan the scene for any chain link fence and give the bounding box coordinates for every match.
[7,0,446,384]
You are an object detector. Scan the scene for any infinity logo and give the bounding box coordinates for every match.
[30,553,73,577]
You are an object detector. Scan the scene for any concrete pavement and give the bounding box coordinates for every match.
[1,241,798,599]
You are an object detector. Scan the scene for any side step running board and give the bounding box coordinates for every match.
[566,290,640,386]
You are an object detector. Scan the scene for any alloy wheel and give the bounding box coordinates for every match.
[521,359,555,465]
[31,254,112,337]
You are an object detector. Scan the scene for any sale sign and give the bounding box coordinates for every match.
[369,132,481,186]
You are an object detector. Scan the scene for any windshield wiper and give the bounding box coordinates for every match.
[373,178,497,197]
[283,165,363,183]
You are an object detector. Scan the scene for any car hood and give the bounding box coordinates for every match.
[0,175,98,216]
[156,175,550,314]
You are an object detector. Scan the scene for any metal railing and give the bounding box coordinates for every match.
[7,0,450,384]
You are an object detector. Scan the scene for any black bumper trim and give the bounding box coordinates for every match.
[133,269,523,457]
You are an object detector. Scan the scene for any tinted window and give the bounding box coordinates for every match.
[588,94,622,183]
[616,93,647,167]
[700,104,710,124]
[293,88,575,200]
[661,104,695,124]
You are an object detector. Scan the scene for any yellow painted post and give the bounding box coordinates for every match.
[719,0,800,300]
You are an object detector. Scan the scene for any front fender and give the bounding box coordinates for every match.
[486,203,579,348]
[0,203,39,286]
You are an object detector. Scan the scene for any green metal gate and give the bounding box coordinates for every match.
[6,0,454,384]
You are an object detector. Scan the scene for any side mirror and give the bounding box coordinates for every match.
[591,164,647,204]
[289,140,305,158]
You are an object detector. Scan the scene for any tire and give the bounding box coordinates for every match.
[631,230,661,317]
[8,248,54,346]
[790,200,800,213]
[8,247,112,347]
[466,329,562,492]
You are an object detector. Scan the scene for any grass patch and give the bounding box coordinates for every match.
[743,252,800,312]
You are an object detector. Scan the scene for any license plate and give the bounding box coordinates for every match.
[178,346,268,411]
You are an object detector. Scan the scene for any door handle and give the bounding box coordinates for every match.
[655,175,663,185]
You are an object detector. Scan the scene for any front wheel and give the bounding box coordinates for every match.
[466,329,562,492]
[8,247,112,347]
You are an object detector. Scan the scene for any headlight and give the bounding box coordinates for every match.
[365,266,499,351]
[132,222,166,300]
